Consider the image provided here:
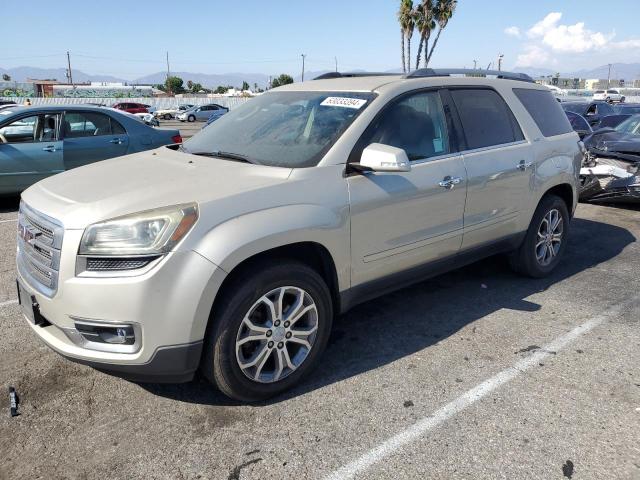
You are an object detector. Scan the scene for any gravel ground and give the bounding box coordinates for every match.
[0,201,638,480]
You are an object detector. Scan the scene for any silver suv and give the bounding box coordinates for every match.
[16,69,582,401]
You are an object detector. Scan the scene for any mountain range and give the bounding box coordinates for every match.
[3,63,640,87]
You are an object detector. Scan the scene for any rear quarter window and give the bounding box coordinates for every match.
[513,88,573,137]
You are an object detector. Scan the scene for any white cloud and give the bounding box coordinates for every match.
[515,46,553,68]
[511,12,640,68]
[527,12,612,53]
[504,26,521,37]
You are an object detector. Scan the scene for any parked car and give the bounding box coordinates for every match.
[154,104,195,120]
[202,109,229,129]
[561,101,615,128]
[177,104,228,122]
[112,102,149,114]
[0,105,181,194]
[16,70,580,401]
[579,115,640,203]
[593,89,625,103]
[0,103,18,112]
[564,111,592,139]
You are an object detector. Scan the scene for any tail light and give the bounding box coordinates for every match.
[171,135,183,144]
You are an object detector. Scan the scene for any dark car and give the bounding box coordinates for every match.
[112,102,149,114]
[561,101,615,128]
[613,103,640,115]
[0,105,181,194]
[585,115,640,155]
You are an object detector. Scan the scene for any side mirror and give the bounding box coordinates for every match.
[359,143,411,173]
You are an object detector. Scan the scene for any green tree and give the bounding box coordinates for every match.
[397,0,414,73]
[187,80,194,90]
[242,81,250,91]
[414,0,436,69]
[190,82,203,93]
[165,76,185,94]
[426,0,458,66]
[270,74,294,88]
[214,85,229,94]
[1,73,10,81]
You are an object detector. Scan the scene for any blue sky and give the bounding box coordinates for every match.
[3,0,640,79]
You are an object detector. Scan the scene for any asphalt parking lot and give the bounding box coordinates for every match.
[1,200,639,480]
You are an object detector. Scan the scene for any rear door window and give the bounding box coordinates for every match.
[64,112,114,137]
[450,89,523,150]
[513,88,573,137]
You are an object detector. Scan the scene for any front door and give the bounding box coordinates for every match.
[0,113,64,194]
[348,89,467,287]
[62,110,129,170]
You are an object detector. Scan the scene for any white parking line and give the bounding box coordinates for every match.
[325,298,638,480]
[0,299,18,308]
[0,218,17,224]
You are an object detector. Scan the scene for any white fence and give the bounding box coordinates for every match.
[0,96,251,110]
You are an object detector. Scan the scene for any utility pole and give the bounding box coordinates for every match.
[166,51,171,80]
[607,63,612,88]
[335,56,338,72]
[301,54,306,82]
[66,51,73,86]
[473,59,477,70]
[497,54,504,71]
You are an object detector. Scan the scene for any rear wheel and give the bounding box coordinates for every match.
[509,194,569,278]
[202,261,333,402]
[163,113,171,120]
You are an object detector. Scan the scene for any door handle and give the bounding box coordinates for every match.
[109,138,123,145]
[42,145,57,152]
[438,176,462,189]
[517,160,533,171]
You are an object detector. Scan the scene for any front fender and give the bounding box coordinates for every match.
[191,203,350,291]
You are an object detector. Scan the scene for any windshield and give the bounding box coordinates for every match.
[183,91,375,167]
[615,115,640,135]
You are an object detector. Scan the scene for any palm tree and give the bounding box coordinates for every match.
[414,0,435,70]
[397,0,414,73]
[426,0,457,66]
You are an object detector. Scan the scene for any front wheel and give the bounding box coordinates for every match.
[509,194,570,278]
[202,261,333,402]
[188,115,195,122]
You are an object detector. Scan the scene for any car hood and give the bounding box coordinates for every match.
[586,131,640,155]
[22,147,292,229]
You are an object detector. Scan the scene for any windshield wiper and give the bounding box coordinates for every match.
[189,150,260,165]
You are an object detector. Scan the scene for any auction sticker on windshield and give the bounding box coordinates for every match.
[320,97,368,109]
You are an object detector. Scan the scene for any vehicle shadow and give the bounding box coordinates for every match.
[140,217,635,406]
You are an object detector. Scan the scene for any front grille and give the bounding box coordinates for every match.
[17,203,64,297]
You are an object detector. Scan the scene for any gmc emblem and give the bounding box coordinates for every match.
[18,224,40,244]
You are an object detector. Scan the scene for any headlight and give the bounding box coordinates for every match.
[79,203,198,256]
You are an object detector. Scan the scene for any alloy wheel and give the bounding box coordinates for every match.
[235,286,319,383]
[535,208,563,266]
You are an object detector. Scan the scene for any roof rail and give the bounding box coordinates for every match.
[405,68,534,83]
[313,72,400,80]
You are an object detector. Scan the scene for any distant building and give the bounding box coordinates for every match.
[536,77,584,89]
[584,79,627,90]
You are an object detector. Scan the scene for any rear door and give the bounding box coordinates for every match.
[0,112,64,193]
[348,89,467,286]
[62,110,129,169]
[447,87,533,250]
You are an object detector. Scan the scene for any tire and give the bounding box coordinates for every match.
[605,97,611,103]
[621,97,626,103]
[202,261,333,402]
[188,115,195,122]
[164,113,171,120]
[509,194,570,278]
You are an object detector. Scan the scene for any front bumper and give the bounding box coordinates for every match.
[17,232,226,382]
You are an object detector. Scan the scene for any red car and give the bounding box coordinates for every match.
[112,102,149,114]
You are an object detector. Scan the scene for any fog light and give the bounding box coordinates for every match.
[75,321,136,346]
